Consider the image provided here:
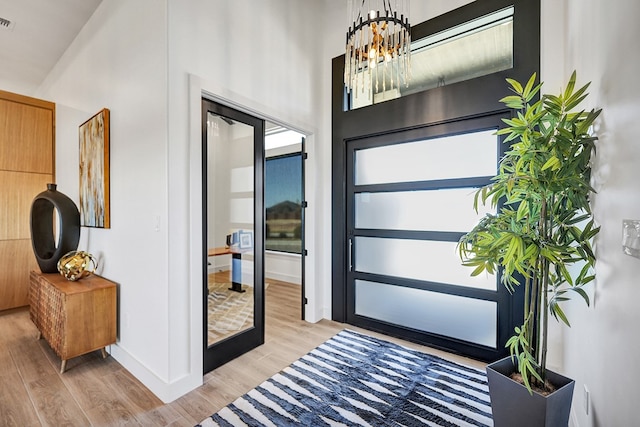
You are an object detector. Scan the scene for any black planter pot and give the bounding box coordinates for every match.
[486,357,575,427]
[30,183,81,273]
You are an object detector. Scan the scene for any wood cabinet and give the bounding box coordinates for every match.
[0,90,55,311]
[29,271,117,373]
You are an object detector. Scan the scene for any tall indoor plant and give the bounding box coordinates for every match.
[458,71,601,425]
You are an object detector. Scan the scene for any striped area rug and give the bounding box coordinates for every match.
[197,329,493,426]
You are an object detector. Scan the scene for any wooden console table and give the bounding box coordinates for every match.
[29,271,117,373]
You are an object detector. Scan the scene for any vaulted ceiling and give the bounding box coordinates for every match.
[0,0,103,94]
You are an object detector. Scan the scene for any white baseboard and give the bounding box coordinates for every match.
[207,263,230,273]
[569,407,579,427]
[569,409,580,427]
[322,305,332,321]
[109,343,201,403]
[266,271,301,284]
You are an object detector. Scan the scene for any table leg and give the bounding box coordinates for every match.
[100,348,108,359]
[228,252,245,293]
[60,360,67,374]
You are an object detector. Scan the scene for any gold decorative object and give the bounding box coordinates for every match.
[57,251,98,281]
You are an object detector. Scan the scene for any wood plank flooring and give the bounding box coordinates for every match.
[0,279,485,426]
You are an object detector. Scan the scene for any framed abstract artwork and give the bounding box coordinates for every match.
[79,108,110,228]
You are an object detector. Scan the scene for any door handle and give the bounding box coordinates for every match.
[348,237,353,272]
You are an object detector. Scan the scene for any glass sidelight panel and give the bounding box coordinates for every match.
[355,236,496,290]
[206,112,255,347]
[355,130,497,185]
[355,187,494,232]
[355,280,497,347]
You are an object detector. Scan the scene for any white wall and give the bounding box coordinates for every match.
[170,0,325,400]
[560,0,640,425]
[495,0,640,424]
[266,252,301,284]
[36,0,177,399]
[0,78,36,98]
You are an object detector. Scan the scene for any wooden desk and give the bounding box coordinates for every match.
[207,247,232,257]
[29,271,117,373]
[207,247,244,292]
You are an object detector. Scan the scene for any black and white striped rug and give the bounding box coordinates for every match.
[197,330,493,426]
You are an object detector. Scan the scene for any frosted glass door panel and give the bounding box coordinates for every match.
[355,188,494,232]
[355,237,496,290]
[355,280,497,347]
[355,130,497,185]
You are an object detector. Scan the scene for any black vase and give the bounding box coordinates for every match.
[30,183,81,273]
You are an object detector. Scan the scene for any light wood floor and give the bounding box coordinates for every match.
[0,279,485,426]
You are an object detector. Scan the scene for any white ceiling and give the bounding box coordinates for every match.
[0,0,103,94]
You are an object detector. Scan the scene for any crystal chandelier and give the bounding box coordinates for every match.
[345,0,411,99]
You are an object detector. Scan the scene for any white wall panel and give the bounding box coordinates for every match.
[559,1,640,425]
[37,0,173,397]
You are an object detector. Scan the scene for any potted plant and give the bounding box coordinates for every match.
[458,71,601,426]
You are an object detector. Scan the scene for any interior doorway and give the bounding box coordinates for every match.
[202,98,265,374]
[264,123,306,320]
[201,100,308,374]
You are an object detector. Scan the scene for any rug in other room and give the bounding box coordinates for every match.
[207,279,254,344]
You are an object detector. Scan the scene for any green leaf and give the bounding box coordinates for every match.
[565,93,589,112]
[544,94,563,107]
[541,156,560,171]
[516,200,529,221]
[470,264,487,276]
[583,224,601,241]
[573,287,590,306]
[551,301,571,327]
[576,109,602,135]
[524,244,538,260]
[500,95,524,109]
[566,213,590,225]
[522,73,538,100]
[506,78,524,94]
[557,263,574,286]
[564,70,577,99]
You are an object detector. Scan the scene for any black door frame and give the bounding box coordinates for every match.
[301,136,307,320]
[202,98,265,374]
[331,0,540,361]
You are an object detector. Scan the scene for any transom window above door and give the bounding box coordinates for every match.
[349,6,514,110]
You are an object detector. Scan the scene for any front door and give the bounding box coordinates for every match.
[202,98,265,373]
[345,114,517,361]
